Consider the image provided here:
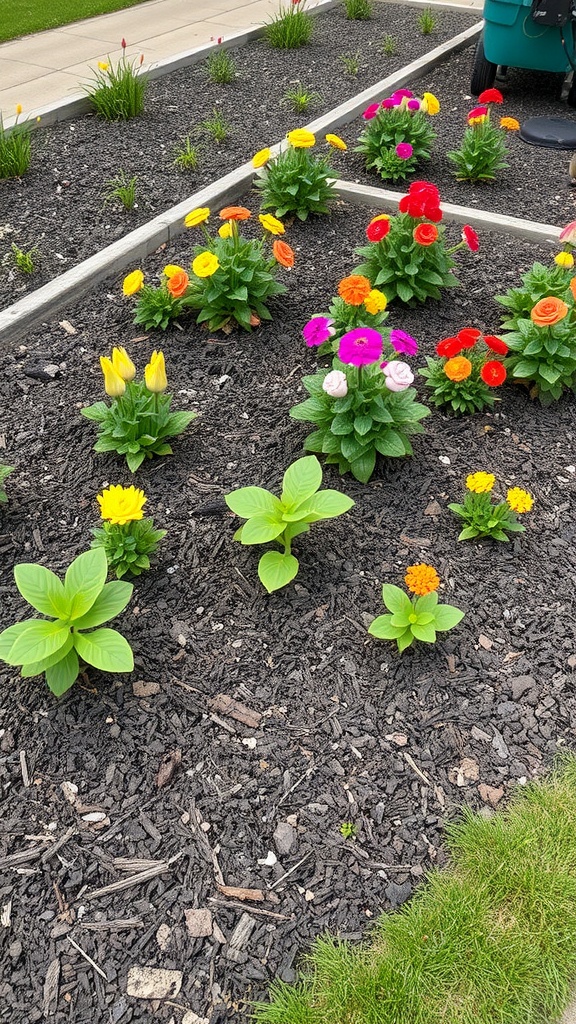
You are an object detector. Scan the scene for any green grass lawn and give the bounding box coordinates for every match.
[0,0,150,43]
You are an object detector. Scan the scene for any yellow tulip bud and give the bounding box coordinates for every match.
[111,346,136,381]
[144,350,167,393]
[16,103,22,116]
[100,356,126,398]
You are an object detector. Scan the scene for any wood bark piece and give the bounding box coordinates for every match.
[208,693,261,729]
[156,748,182,789]
[84,853,182,900]
[224,913,256,963]
[126,966,182,1000]
[43,957,60,1017]
[216,884,265,903]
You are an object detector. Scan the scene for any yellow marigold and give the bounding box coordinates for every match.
[444,355,472,382]
[253,147,271,168]
[287,128,316,148]
[506,487,534,514]
[258,213,285,235]
[192,251,220,278]
[422,92,440,115]
[466,472,495,494]
[184,207,210,228]
[325,133,347,151]
[554,252,574,268]
[500,116,520,131]
[364,288,387,315]
[97,484,146,525]
[218,222,233,238]
[122,269,144,296]
[163,264,185,278]
[405,563,440,597]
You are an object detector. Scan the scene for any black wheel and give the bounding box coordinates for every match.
[568,79,576,107]
[470,36,497,95]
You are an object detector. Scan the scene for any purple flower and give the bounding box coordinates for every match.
[338,327,383,367]
[362,103,380,120]
[302,316,335,347]
[382,360,414,392]
[407,99,421,111]
[389,329,418,355]
[395,142,413,160]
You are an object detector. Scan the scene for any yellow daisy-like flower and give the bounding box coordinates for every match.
[364,288,387,315]
[122,269,144,296]
[506,487,534,514]
[192,251,220,278]
[287,128,316,149]
[466,472,495,494]
[554,252,574,268]
[163,264,185,278]
[258,213,285,236]
[325,133,347,151]
[184,207,210,228]
[218,223,233,239]
[97,484,147,525]
[500,116,520,131]
[404,564,440,597]
[98,62,109,72]
[252,147,271,168]
[422,92,440,115]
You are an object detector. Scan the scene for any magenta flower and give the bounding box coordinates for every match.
[393,89,413,99]
[395,142,413,160]
[389,329,418,356]
[560,220,576,244]
[362,103,380,120]
[381,98,396,109]
[407,99,421,111]
[338,327,383,367]
[302,316,335,347]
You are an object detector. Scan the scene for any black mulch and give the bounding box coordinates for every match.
[0,3,479,310]
[1,198,576,1022]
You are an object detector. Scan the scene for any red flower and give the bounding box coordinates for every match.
[480,360,507,386]
[399,181,442,221]
[436,336,463,358]
[478,88,504,104]
[121,37,127,49]
[462,225,479,252]
[467,106,487,122]
[484,335,508,356]
[366,218,390,242]
[457,328,482,348]
[410,181,440,201]
[413,223,438,246]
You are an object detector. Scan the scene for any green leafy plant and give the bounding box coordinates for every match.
[417,6,438,34]
[0,548,133,696]
[173,135,201,172]
[368,565,464,652]
[225,455,354,593]
[419,327,508,414]
[102,169,138,211]
[356,89,438,182]
[201,108,231,143]
[0,464,13,503]
[83,43,147,120]
[91,484,166,578]
[343,0,372,18]
[265,0,314,49]
[382,33,397,55]
[339,822,358,838]
[82,346,196,472]
[283,82,321,114]
[449,472,533,541]
[11,242,40,274]
[206,46,236,84]
[340,52,361,76]
[255,129,338,221]
[0,106,32,180]
[503,296,576,404]
[495,260,574,332]
[133,278,186,330]
[303,278,389,357]
[448,90,511,181]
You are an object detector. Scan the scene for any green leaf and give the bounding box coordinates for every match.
[126,450,147,472]
[21,633,74,677]
[381,585,413,617]
[73,581,133,629]
[225,486,282,519]
[281,456,322,509]
[240,513,286,545]
[354,415,373,436]
[434,604,465,631]
[375,431,406,458]
[0,621,39,661]
[458,526,479,541]
[64,549,108,620]
[7,620,71,667]
[414,592,438,614]
[350,449,376,483]
[45,648,80,697]
[74,628,134,673]
[368,614,407,640]
[397,629,414,652]
[258,551,299,593]
[411,621,437,643]
[14,563,69,619]
[282,489,354,522]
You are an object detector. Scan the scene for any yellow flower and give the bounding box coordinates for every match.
[15,103,22,115]
[122,269,144,296]
[325,133,347,151]
[97,484,146,525]
[370,213,391,225]
[422,92,440,115]
[163,264,185,278]
[258,213,285,236]
[554,252,574,268]
[469,114,486,125]
[218,223,233,238]
[144,350,167,393]
[100,356,126,398]
[507,487,534,514]
[253,147,271,168]
[287,128,316,148]
[500,116,520,131]
[184,207,210,228]
[364,289,387,315]
[98,61,109,71]
[192,251,220,278]
[111,346,136,382]
[404,564,440,597]
[466,472,495,494]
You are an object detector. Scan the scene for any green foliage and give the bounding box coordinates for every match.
[340,52,361,76]
[11,242,40,274]
[84,53,147,120]
[447,120,509,181]
[503,314,576,404]
[0,549,133,696]
[339,822,357,838]
[495,261,573,331]
[0,464,13,503]
[282,82,321,115]
[206,47,236,84]
[0,111,32,180]
[173,135,201,171]
[320,295,389,355]
[200,108,231,143]
[133,283,185,330]
[419,356,497,414]
[225,456,354,593]
[382,33,397,55]
[417,5,438,34]
[291,360,429,483]
[343,0,372,18]
[448,489,526,541]
[91,519,166,578]
[355,213,459,305]
[82,381,196,473]
[265,0,314,48]
[0,0,151,44]
[255,146,337,221]
[356,107,435,182]
[102,169,138,210]
[369,585,464,651]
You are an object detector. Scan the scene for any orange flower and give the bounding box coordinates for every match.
[570,277,576,302]
[273,240,295,268]
[530,296,569,327]
[444,356,472,382]
[338,274,372,306]
[166,270,189,298]
[219,206,251,221]
[405,564,440,597]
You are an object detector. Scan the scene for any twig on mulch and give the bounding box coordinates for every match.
[67,935,108,980]
[83,852,183,900]
[81,918,144,931]
[40,825,77,865]
[403,752,432,786]
[208,897,292,921]
[269,852,314,891]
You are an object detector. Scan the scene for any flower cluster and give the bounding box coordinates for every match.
[368,565,464,652]
[504,293,576,404]
[448,88,513,181]
[356,88,439,182]
[302,273,390,353]
[449,473,534,541]
[420,327,507,414]
[253,128,342,221]
[92,484,166,578]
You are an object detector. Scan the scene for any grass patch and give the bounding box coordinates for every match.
[0,0,149,44]
[254,756,576,1024]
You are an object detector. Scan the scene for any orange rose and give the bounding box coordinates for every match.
[444,356,472,382]
[273,240,295,268]
[219,206,251,221]
[530,296,569,327]
[166,270,189,298]
[338,274,372,306]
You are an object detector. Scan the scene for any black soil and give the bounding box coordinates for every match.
[1,197,575,1024]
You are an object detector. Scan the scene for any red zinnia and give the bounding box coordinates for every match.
[467,106,487,122]
[413,223,438,246]
[457,327,482,348]
[478,88,504,104]
[462,225,479,252]
[480,360,507,387]
[484,335,508,356]
[436,336,462,358]
[366,218,390,242]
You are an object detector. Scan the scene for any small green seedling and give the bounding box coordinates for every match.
[206,48,236,84]
[0,464,13,503]
[340,52,362,76]
[11,242,40,274]
[102,170,138,210]
[173,135,200,171]
[369,585,464,653]
[340,822,358,839]
[201,109,231,144]
[382,33,397,55]
[282,82,321,114]
[418,6,438,34]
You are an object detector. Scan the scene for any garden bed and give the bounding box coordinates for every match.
[0,3,479,312]
[1,197,575,1023]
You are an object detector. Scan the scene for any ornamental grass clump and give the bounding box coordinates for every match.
[368,563,463,652]
[291,321,429,483]
[355,182,478,304]
[265,0,314,48]
[225,456,354,593]
[419,327,507,414]
[82,346,196,472]
[91,485,166,578]
[496,224,576,330]
[0,464,13,504]
[84,40,147,120]
[254,130,341,221]
[504,294,576,404]
[449,472,534,541]
[302,272,389,355]
[0,105,32,179]
[356,89,439,183]
[447,88,516,182]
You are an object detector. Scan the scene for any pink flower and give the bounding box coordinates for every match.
[382,360,414,392]
[462,225,479,252]
[394,89,413,99]
[338,327,383,367]
[396,142,413,160]
[362,103,380,120]
[322,370,348,398]
[559,220,576,245]
[407,99,421,111]
[121,37,127,49]
[467,105,487,122]
[389,329,418,356]
[302,316,335,347]
[381,98,396,109]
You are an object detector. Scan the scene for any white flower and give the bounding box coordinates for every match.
[322,370,348,398]
[382,360,414,392]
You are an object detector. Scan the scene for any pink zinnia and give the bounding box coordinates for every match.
[302,316,335,347]
[362,103,380,121]
[338,327,383,367]
[407,99,420,111]
[396,142,413,160]
[559,220,576,245]
[389,329,418,356]
[381,98,396,109]
[393,89,413,99]
[462,224,479,252]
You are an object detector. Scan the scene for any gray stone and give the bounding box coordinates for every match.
[273,822,297,857]
[511,675,537,700]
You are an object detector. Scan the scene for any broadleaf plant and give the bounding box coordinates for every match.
[0,548,134,696]
[225,455,354,592]
[368,566,464,652]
